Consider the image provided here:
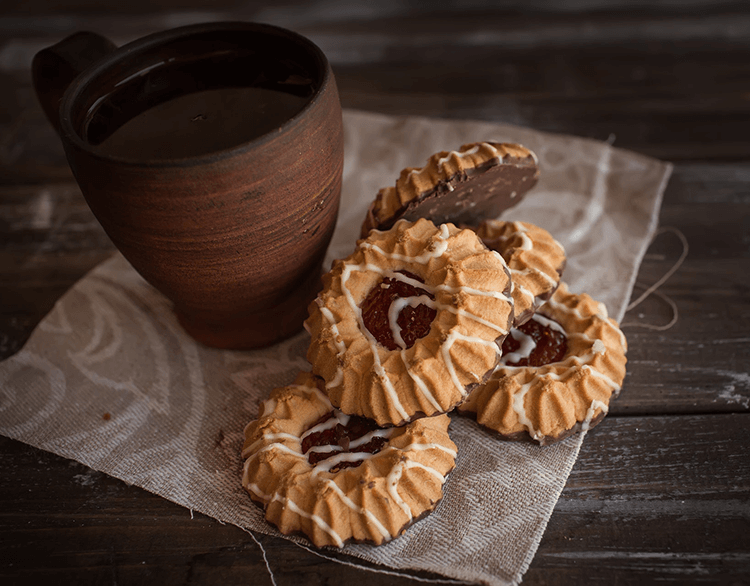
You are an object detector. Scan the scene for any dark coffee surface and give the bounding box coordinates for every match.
[91,86,309,159]
[81,37,318,160]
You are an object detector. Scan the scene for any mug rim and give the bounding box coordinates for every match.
[58,21,334,168]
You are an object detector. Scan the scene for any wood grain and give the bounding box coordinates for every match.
[1,1,749,584]
[2,413,748,584]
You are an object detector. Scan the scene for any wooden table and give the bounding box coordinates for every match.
[1,2,749,584]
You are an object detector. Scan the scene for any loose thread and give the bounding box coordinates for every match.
[293,541,471,585]
[240,528,278,586]
[622,226,688,331]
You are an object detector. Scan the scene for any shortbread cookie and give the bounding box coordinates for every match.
[476,219,566,326]
[241,372,457,547]
[306,218,514,426]
[458,282,627,445]
[361,142,539,237]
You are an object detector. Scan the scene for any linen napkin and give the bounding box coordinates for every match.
[0,110,671,586]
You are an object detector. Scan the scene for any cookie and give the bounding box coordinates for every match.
[241,372,457,547]
[361,142,539,238]
[305,218,514,426]
[458,282,627,445]
[476,219,566,326]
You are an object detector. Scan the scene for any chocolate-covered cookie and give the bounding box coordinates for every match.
[361,142,539,238]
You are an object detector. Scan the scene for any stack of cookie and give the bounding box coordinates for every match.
[241,142,628,548]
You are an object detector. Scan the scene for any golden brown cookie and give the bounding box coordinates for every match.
[305,218,514,426]
[458,282,627,445]
[361,142,539,238]
[241,372,457,547]
[476,219,566,326]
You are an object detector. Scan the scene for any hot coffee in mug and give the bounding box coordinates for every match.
[34,22,344,349]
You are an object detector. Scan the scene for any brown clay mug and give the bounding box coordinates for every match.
[32,22,343,349]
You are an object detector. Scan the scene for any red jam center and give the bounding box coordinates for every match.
[301,412,389,471]
[502,316,567,367]
[361,270,436,350]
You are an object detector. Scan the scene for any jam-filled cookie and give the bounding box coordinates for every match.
[360,142,539,238]
[241,372,457,547]
[306,218,514,427]
[458,282,627,445]
[476,219,566,326]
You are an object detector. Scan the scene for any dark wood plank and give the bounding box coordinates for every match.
[612,162,750,415]
[1,169,749,415]
[2,412,748,585]
[1,3,749,585]
[0,436,445,586]
[1,6,750,177]
[529,412,750,584]
[0,183,113,358]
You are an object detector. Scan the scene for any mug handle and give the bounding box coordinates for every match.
[32,31,117,134]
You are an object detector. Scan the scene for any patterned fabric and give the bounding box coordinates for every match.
[0,110,671,586]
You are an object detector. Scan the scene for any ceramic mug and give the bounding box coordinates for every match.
[33,22,343,349]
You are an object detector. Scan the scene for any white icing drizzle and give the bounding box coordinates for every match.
[244,383,456,547]
[318,223,509,417]
[319,306,346,389]
[542,295,591,322]
[246,481,344,547]
[380,444,456,521]
[434,282,513,304]
[511,280,535,303]
[390,294,509,343]
[512,381,540,439]
[385,462,411,519]
[500,327,536,365]
[242,432,300,458]
[293,382,334,409]
[349,427,395,449]
[339,262,410,421]
[312,450,385,476]
[505,357,621,438]
[403,143,495,195]
[360,223,450,265]
[392,441,458,458]
[300,410,349,442]
[306,444,342,455]
[307,425,396,476]
[592,339,607,354]
[259,398,276,417]
[403,459,447,482]
[582,364,622,390]
[442,330,502,396]
[245,441,304,464]
[436,143,483,167]
[498,296,625,438]
[582,399,609,431]
[399,347,443,412]
[388,295,434,349]
[531,312,567,334]
[511,221,534,251]
[323,479,392,541]
[483,222,566,321]
[513,265,558,288]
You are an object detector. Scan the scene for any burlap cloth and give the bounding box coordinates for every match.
[0,110,671,585]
